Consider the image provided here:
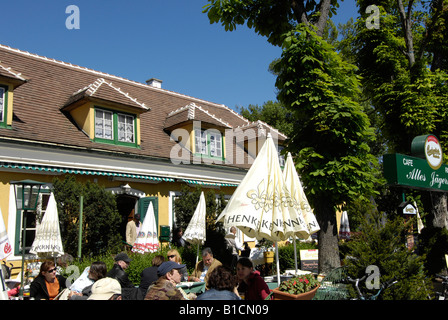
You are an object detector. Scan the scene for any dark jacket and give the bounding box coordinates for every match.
[106,264,134,288]
[139,266,158,295]
[29,274,67,300]
[107,264,143,300]
[196,288,241,300]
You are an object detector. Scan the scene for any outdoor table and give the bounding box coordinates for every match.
[177,281,206,294]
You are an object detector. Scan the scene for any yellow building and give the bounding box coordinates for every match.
[0,44,286,270]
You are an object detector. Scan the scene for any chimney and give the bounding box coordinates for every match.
[146,78,163,88]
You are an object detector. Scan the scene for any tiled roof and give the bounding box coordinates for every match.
[0,44,283,169]
[65,78,149,111]
[0,61,27,87]
[165,103,232,129]
[236,120,287,140]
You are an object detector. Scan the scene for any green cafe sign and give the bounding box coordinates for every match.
[384,134,448,192]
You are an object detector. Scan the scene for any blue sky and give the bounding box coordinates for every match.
[0,0,358,111]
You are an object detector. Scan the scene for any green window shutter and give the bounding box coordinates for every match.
[138,196,158,230]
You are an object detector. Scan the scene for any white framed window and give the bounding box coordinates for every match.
[118,113,135,143]
[195,129,208,155]
[278,145,285,167]
[209,132,222,158]
[194,129,223,159]
[95,109,113,140]
[0,87,5,123]
[94,107,136,147]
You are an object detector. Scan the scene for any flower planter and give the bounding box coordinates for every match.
[272,284,320,300]
[264,251,275,263]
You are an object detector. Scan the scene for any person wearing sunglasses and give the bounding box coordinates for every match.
[166,249,188,282]
[29,260,67,300]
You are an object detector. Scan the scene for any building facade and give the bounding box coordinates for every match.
[0,44,287,264]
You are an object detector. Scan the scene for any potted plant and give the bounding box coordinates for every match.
[272,273,320,300]
[259,239,275,263]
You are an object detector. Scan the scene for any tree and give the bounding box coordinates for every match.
[273,25,379,273]
[52,175,122,257]
[351,0,448,228]
[204,0,379,273]
[203,0,339,45]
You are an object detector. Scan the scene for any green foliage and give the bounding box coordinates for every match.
[352,0,448,154]
[273,24,379,210]
[237,101,294,138]
[278,242,317,272]
[52,175,122,258]
[342,211,431,300]
[418,226,448,276]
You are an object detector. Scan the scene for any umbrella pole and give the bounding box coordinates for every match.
[0,266,6,292]
[275,241,280,286]
[196,245,199,265]
[78,195,83,259]
[293,236,298,275]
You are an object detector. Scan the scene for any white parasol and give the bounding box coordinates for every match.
[339,211,350,240]
[132,202,160,253]
[183,191,207,263]
[0,207,12,300]
[30,192,64,258]
[216,134,310,284]
[283,152,320,273]
[0,207,12,260]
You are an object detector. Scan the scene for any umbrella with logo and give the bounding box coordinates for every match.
[216,133,310,285]
[183,191,207,263]
[283,152,320,273]
[30,192,64,259]
[132,202,160,253]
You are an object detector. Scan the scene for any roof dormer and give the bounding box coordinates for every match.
[0,62,27,128]
[165,103,232,161]
[62,78,149,147]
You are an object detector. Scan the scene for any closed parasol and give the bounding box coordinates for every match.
[29,192,64,258]
[132,202,160,253]
[183,191,207,263]
[339,211,350,240]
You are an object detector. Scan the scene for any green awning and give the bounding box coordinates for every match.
[181,179,239,187]
[0,162,174,182]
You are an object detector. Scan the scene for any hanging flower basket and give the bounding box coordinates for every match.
[272,274,320,300]
[263,251,275,263]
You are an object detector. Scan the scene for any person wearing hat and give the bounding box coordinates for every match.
[106,252,135,289]
[144,261,189,300]
[87,277,122,300]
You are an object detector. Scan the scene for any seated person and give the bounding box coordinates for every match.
[190,247,222,287]
[196,266,241,300]
[144,261,188,300]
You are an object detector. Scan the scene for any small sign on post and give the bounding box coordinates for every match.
[300,249,318,273]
